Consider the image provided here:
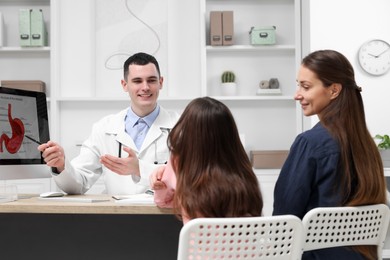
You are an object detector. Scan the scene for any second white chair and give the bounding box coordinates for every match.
[177,215,304,260]
[302,203,390,258]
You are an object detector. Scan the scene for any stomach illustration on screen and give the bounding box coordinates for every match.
[0,103,25,154]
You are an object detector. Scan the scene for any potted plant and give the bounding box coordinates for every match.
[374,134,390,167]
[221,71,237,96]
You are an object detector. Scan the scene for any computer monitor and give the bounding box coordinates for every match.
[0,87,51,179]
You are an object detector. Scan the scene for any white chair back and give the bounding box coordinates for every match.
[177,215,304,260]
[302,204,390,258]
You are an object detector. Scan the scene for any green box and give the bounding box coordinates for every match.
[249,26,276,45]
[19,9,31,46]
[31,9,48,47]
[0,12,4,47]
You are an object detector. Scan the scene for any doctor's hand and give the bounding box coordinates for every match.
[38,141,65,172]
[150,165,167,190]
[100,146,140,177]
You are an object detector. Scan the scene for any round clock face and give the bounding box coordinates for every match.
[358,39,390,76]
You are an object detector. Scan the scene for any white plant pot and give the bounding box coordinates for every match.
[221,82,237,96]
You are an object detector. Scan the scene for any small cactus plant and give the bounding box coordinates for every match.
[221,71,235,83]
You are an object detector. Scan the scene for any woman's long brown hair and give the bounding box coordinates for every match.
[302,50,387,260]
[169,97,263,220]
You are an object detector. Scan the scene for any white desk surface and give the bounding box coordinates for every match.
[0,194,173,215]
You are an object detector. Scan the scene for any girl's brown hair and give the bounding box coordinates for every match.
[169,97,263,220]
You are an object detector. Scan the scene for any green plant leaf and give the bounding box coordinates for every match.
[375,134,390,149]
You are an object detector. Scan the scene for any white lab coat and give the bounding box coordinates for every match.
[53,106,179,195]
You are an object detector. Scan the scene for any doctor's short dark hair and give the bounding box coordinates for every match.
[123,52,161,79]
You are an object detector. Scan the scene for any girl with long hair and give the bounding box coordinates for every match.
[151,97,263,223]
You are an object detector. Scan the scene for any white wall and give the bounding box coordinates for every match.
[309,0,390,135]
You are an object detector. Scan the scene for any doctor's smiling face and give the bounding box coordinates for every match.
[121,61,163,117]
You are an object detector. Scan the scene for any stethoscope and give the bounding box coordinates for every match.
[154,127,171,164]
[117,127,171,164]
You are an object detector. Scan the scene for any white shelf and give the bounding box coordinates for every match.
[0,47,50,52]
[206,44,296,52]
[254,169,280,175]
[54,95,296,102]
[55,97,195,102]
[383,249,390,258]
[210,95,294,101]
[0,0,49,3]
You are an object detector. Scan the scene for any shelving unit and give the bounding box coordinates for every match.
[0,0,53,193]
[199,0,304,151]
[201,0,301,94]
[0,0,51,93]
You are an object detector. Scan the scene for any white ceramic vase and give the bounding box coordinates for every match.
[221,82,237,96]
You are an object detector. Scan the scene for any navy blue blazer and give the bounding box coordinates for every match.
[273,123,365,260]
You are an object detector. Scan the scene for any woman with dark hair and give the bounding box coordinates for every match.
[273,50,387,260]
[151,97,263,223]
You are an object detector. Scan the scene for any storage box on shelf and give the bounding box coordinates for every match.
[250,150,289,169]
[1,80,46,92]
[249,26,276,45]
[0,11,4,46]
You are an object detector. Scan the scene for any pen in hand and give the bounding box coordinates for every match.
[25,135,42,145]
[25,135,59,173]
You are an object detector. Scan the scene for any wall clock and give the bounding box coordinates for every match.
[358,39,390,76]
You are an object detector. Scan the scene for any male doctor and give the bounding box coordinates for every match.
[38,52,179,195]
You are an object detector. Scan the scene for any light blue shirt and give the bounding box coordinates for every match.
[125,105,160,150]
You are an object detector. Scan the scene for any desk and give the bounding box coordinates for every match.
[0,195,182,260]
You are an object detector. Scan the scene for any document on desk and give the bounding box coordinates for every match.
[39,197,110,203]
[113,193,155,205]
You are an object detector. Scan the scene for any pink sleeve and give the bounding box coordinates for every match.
[154,160,176,208]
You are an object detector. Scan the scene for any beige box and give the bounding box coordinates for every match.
[210,11,222,46]
[1,80,46,93]
[222,11,234,46]
[250,150,289,169]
